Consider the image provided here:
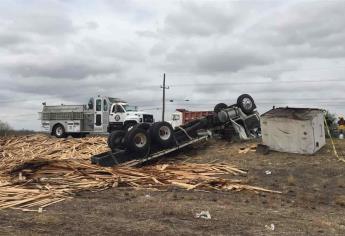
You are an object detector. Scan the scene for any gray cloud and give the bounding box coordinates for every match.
[0,2,76,37]
[0,0,345,130]
[196,49,273,74]
[0,32,31,47]
[86,21,99,30]
[12,12,76,36]
[163,2,240,37]
[3,59,121,79]
[247,1,345,58]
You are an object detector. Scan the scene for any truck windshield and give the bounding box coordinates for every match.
[123,105,137,112]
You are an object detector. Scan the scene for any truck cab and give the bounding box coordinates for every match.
[82,96,154,132]
[108,102,154,131]
[170,112,183,129]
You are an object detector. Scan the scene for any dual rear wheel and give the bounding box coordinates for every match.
[213,94,256,115]
[53,124,67,138]
[108,122,174,156]
[53,124,87,138]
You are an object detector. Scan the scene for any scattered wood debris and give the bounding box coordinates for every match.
[238,144,257,154]
[0,135,281,211]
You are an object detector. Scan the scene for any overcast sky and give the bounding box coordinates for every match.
[0,0,344,130]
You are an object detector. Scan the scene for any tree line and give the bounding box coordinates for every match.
[0,120,36,136]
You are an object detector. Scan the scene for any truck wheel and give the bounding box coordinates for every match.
[214,103,227,113]
[135,122,151,130]
[108,130,126,150]
[150,121,174,148]
[53,124,66,138]
[125,128,150,155]
[237,94,256,115]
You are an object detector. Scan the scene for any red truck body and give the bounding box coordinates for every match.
[175,109,214,125]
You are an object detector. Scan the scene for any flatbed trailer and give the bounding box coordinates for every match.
[91,135,208,167]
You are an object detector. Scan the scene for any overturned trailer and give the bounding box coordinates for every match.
[92,94,261,167]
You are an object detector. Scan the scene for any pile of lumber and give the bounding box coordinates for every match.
[0,135,108,173]
[0,135,281,211]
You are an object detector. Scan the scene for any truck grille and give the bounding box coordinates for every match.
[143,114,154,123]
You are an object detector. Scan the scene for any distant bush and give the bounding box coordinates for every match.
[0,120,36,137]
[324,110,338,138]
[0,120,12,136]
[324,111,337,128]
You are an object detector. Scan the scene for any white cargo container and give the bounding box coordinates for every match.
[260,108,325,154]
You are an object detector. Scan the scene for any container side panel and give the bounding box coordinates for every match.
[261,117,316,154]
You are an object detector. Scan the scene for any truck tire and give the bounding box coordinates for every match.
[135,122,151,130]
[53,124,66,138]
[108,130,126,150]
[237,94,256,115]
[125,127,150,155]
[150,122,174,148]
[214,103,227,113]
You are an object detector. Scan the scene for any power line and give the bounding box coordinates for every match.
[170,79,345,87]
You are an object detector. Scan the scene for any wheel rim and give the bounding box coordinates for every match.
[56,127,63,136]
[242,98,253,110]
[159,126,171,140]
[134,133,147,148]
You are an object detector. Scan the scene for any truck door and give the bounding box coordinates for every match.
[170,113,182,128]
[111,104,126,123]
[94,98,103,132]
[102,99,109,131]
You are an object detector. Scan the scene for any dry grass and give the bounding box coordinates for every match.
[287,175,296,186]
[335,195,345,207]
[34,214,61,224]
[336,177,345,188]
[161,204,190,217]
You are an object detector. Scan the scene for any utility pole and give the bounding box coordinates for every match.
[161,73,169,121]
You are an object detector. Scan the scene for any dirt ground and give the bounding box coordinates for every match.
[1,138,345,236]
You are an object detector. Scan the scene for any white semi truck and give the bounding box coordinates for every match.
[40,95,154,138]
